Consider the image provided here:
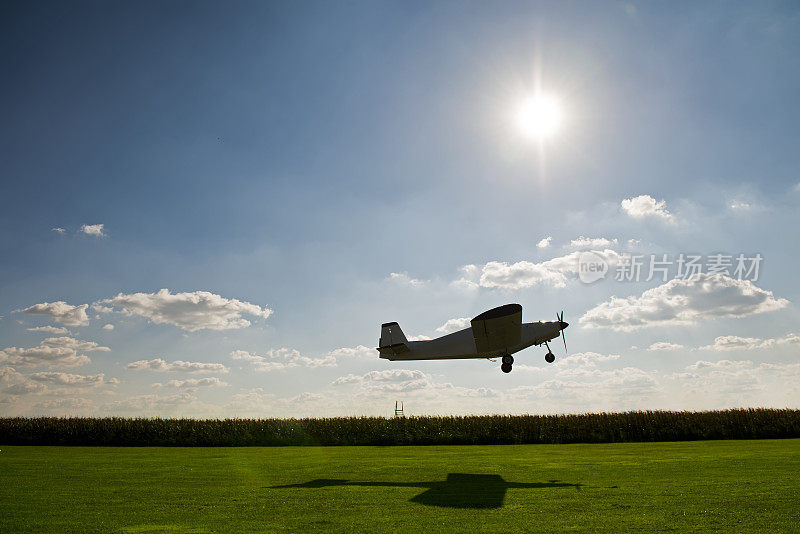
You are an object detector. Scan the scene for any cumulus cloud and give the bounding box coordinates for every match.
[387,272,426,287]
[230,348,336,371]
[665,359,800,402]
[27,326,70,335]
[96,289,272,331]
[479,260,569,289]
[40,336,110,352]
[152,377,227,389]
[469,250,621,290]
[126,358,229,374]
[0,366,18,381]
[51,227,66,234]
[28,372,110,387]
[5,382,46,395]
[35,398,94,412]
[20,301,89,326]
[699,333,800,351]
[102,324,114,331]
[80,223,106,237]
[435,318,471,334]
[0,336,106,368]
[332,369,443,393]
[580,274,789,331]
[558,352,621,367]
[620,195,673,221]
[536,236,552,249]
[103,393,196,413]
[327,346,375,359]
[567,236,619,249]
[647,342,685,351]
[511,366,661,408]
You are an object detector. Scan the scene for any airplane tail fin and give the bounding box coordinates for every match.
[380,322,408,346]
[378,322,410,358]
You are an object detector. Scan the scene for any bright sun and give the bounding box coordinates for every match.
[515,96,562,140]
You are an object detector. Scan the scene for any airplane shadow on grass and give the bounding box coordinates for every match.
[272,473,582,509]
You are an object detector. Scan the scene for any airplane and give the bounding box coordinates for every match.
[377,303,568,373]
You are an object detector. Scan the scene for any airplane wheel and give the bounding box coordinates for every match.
[501,362,512,373]
[545,352,555,363]
[502,355,514,365]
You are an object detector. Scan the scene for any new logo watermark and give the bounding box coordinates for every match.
[578,252,609,284]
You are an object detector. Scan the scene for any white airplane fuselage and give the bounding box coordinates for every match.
[379,321,564,361]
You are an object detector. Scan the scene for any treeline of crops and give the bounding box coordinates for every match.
[1,408,799,446]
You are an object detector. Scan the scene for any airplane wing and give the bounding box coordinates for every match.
[470,304,523,354]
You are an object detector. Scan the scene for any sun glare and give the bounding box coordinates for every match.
[516,96,562,140]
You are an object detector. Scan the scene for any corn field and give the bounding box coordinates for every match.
[0,408,798,446]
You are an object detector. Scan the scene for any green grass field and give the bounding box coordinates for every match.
[1,440,798,532]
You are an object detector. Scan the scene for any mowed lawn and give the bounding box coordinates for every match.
[1,440,799,533]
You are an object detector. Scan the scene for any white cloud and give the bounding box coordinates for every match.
[327,346,377,360]
[0,366,18,381]
[536,236,552,249]
[686,360,754,372]
[387,272,426,287]
[28,372,109,387]
[126,358,229,374]
[21,301,89,326]
[451,264,480,290]
[35,398,95,413]
[51,227,66,234]
[0,338,98,368]
[620,195,673,221]
[567,236,619,249]
[103,393,197,414]
[647,342,685,351]
[27,326,70,335]
[96,289,273,331]
[580,274,789,331]
[153,377,227,389]
[473,250,621,290]
[5,382,46,395]
[699,333,800,351]
[435,317,471,334]
[665,359,800,403]
[557,352,621,368]
[102,323,115,330]
[332,369,441,393]
[480,260,569,289]
[406,334,431,341]
[510,366,662,410]
[40,336,110,352]
[80,223,106,237]
[230,348,336,371]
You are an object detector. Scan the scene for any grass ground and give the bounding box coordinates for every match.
[1,440,798,532]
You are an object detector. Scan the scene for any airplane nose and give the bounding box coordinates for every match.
[559,321,569,330]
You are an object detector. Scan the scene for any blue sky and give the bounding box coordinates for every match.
[1,1,799,417]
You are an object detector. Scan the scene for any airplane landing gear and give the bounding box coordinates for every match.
[501,362,512,373]
[501,354,514,373]
[545,352,555,363]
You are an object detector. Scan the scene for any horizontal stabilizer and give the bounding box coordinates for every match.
[377,342,411,356]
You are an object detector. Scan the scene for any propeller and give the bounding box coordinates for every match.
[557,311,568,354]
